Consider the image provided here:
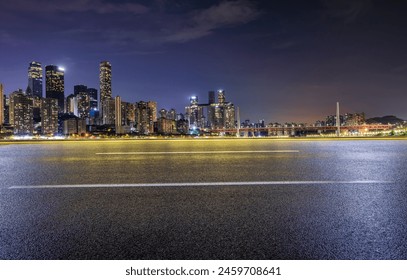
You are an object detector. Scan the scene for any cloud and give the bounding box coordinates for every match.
[1,0,149,15]
[0,0,260,48]
[162,0,261,43]
[0,30,27,46]
[320,0,371,23]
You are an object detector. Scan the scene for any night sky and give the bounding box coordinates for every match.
[1,0,406,123]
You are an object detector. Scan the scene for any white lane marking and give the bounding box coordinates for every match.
[9,180,392,189]
[95,150,300,155]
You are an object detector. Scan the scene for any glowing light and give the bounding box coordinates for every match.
[58,67,65,72]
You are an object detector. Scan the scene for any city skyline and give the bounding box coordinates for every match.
[1,1,407,123]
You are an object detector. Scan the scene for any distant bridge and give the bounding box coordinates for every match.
[209,124,393,136]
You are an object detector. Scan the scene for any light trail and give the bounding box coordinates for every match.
[95,150,300,155]
[9,180,393,189]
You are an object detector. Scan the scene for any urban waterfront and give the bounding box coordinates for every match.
[1,138,407,259]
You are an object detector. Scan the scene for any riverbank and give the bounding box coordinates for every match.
[1,135,407,145]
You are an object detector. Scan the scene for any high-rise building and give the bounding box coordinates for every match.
[3,94,9,125]
[159,108,167,118]
[66,94,77,115]
[41,98,58,135]
[74,85,90,119]
[344,112,365,126]
[189,90,236,130]
[147,101,157,132]
[123,102,135,125]
[223,102,235,129]
[0,83,4,125]
[185,96,204,128]
[115,96,122,134]
[32,96,42,133]
[135,101,156,134]
[168,109,177,120]
[102,99,115,125]
[63,116,86,136]
[9,89,33,135]
[208,91,215,104]
[27,62,43,98]
[45,65,65,113]
[99,61,112,120]
[87,88,98,111]
[74,85,87,96]
[218,90,225,104]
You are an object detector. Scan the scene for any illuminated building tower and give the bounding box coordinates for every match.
[157,108,176,134]
[45,65,65,113]
[185,96,204,129]
[63,116,86,136]
[147,101,157,133]
[74,85,90,119]
[159,108,167,118]
[0,83,4,125]
[9,89,33,135]
[218,90,225,104]
[168,109,176,120]
[190,96,198,106]
[344,112,365,126]
[102,99,115,125]
[134,101,156,134]
[120,101,131,126]
[27,67,41,131]
[223,102,235,129]
[115,96,122,134]
[207,91,215,128]
[213,105,223,128]
[135,101,148,134]
[41,98,58,135]
[32,96,42,130]
[206,90,236,130]
[99,61,112,119]
[66,94,77,115]
[77,93,90,119]
[3,95,9,125]
[128,103,136,125]
[27,62,43,98]
[87,88,98,111]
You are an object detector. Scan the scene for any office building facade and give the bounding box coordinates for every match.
[27,61,43,98]
[99,61,112,121]
[9,90,34,135]
[45,65,65,113]
[41,98,59,135]
[0,83,4,125]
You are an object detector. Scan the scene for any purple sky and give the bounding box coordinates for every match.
[1,0,406,123]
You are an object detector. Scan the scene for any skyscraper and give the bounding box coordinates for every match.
[102,99,115,125]
[27,61,43,98]
[135,101,156,134]
[74,85,87,96]
[74,85,90,119]
[115,96,122,134]
[9,89,33,135]
[185,96,204,128]
[208,91,215,104]
[218,90,225,104]
[45,65,65,113]
[66,94,77,115]
[87,88,98,111]
[0,83,4,125]
[100,61,112,124]
[41,98,58,135]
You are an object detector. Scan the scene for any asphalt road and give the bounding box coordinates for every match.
[0,139,406,259]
